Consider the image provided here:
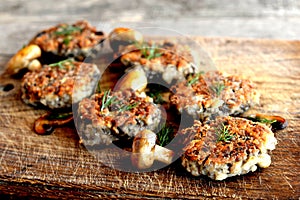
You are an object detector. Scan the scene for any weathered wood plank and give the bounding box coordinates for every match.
[0,37,299,199]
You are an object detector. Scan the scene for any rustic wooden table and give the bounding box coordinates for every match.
[0,1,300,199]
[0,36,299,199]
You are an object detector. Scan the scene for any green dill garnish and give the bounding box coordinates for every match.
[148,90,164,104]
[246,116,277,124]
[135,42,162,60]
[47,112,73,120]
[216,123,234,143]
[63,36,72,45]
[100,90,118,111]
[48,59,74,69]
[95,83,101,93]
[258,118,277,124]
[118,102,138,112]
[54,25,82,36]
[187,72,204,86]
[157,124,174,146]
[210,82,226,97]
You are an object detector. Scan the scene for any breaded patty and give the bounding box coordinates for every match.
[170,71,260,121]
[29,20,105,61]
[181,116,277,181]
[21,59,100,109]
[120,41,200,85]
[77,89,162,146]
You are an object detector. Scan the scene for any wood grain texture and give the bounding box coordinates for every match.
[0,37,299,199]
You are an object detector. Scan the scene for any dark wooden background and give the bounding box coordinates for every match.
[0,0,299,199]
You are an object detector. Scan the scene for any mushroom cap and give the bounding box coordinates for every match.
[108,27,143,52]
[114,67,147,93]
[131,129,157,169]
[6,44,42,75]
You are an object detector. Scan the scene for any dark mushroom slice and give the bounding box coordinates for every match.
[170,71,260,121]
[76,89,162,146]
[29,20,105,63]
[245,113,288,131]
[181,116,277,181]
[21,59,100,109]
[34,112,73,135]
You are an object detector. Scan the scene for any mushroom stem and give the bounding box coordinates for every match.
[154,144,174,164]
[131,129,174,169]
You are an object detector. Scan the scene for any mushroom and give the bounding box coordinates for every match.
[114,67,147,93]
[6,44,42,76]
[131,129,174,169]
[245,113,288,131]
[34,112,73,135]
[108,27,143,52]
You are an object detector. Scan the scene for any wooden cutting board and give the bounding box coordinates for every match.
[0,37,299,199]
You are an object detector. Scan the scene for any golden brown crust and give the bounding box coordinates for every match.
[77,89,162,145]
[119,41,199,84]
[21,60,99,109]
[170,71,260,120]
[181,116,277,180]
[29,20,105,59]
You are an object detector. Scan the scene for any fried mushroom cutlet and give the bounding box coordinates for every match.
[21,59,100,109]
[170,71,260,121]
[181,116,277,181]
[77,89,162,146]
[119,41,200,85]
[29,20,105,62]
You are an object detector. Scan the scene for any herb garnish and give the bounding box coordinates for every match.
[63,36,72,45]
[100,90,140,112]
[216,123,234,143]
[47,112,73,120]
[100,90,118,111]
[157,124,174,146]
[187,72,204,86]
[118,102,138,112]
[135,42,162,60]
[148,90,164,104]
[210,82,226,97]
[246,116,277,124]
[54,25,82,36]
[48,59,74,69]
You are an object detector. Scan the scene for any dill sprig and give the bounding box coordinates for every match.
[54,25,82,36]
[246,116,277,124]
[187,72,204,86]
[157,124,174,146]
[216,123,234,143]
[47,112,73,120]
[135,42,162,60]
[63,36,72,45]
[100,90,118,111]
[147,90,164,104]
[210,82,226,97]
[258,118,277,124]
[118,102,138,112]
[48,59,74,69]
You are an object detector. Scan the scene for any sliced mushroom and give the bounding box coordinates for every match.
[6,44,42,76]
[34,112,73,135]
[114,67,147,93]
[108,27,143,52]
[245,113,288,131]
[131,129,174,169]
